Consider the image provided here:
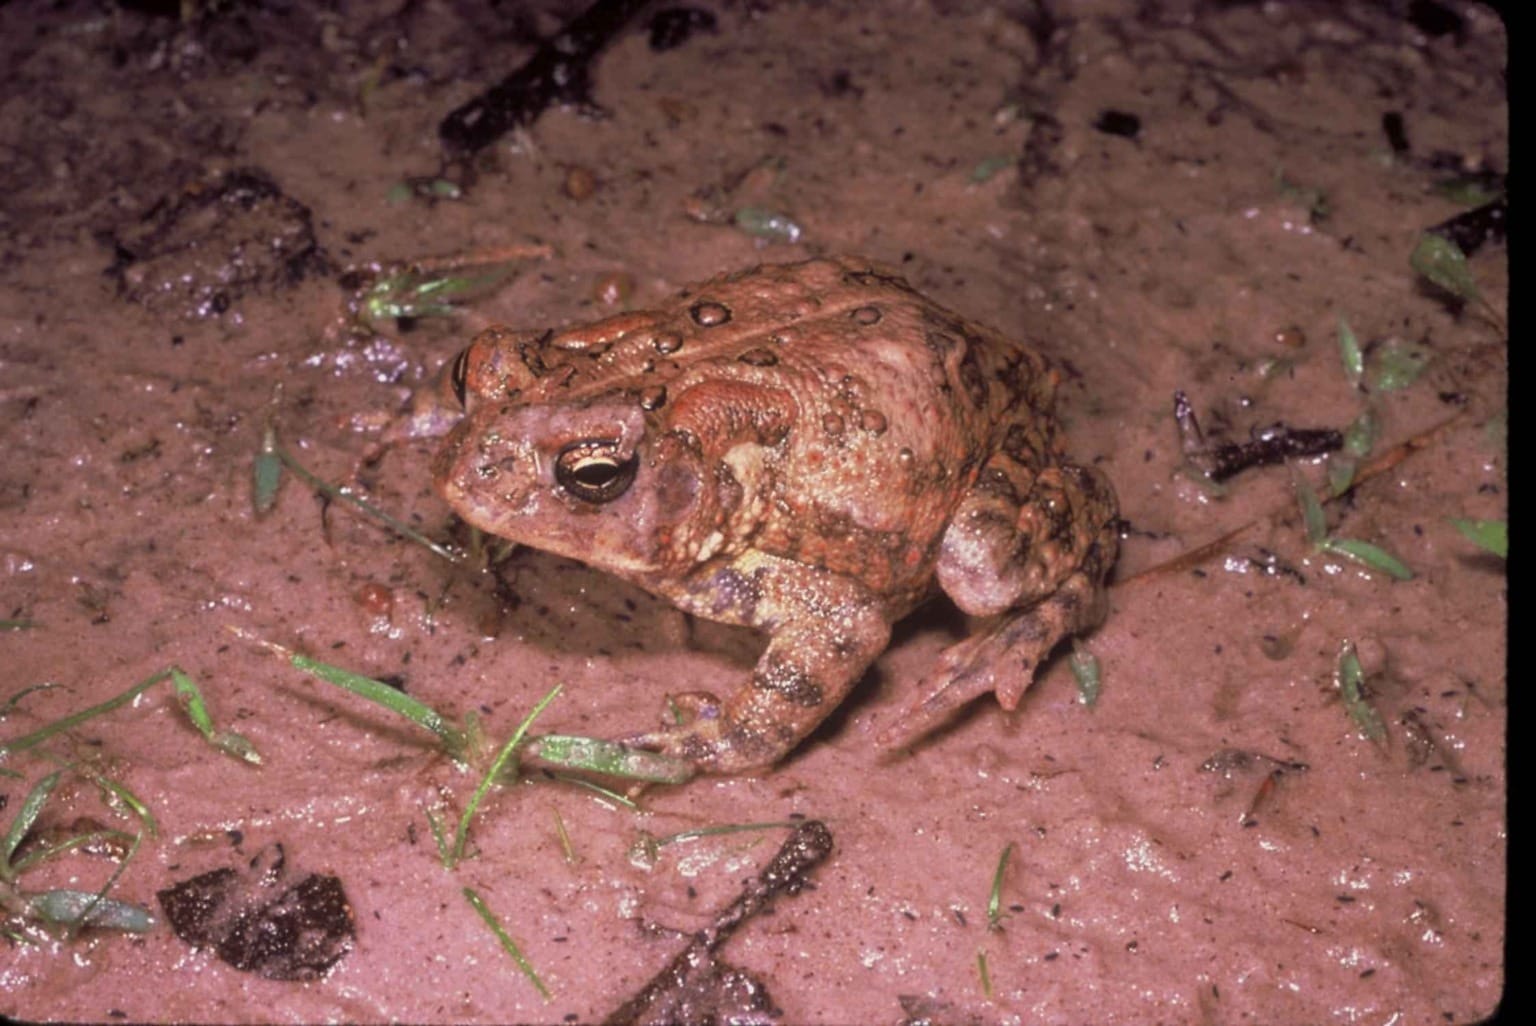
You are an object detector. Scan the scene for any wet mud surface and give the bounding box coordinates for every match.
[0,1,1506,1022]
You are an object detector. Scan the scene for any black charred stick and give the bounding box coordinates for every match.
[1174,390,1343,482]
[1205,427,1343,482]
[439,0,650,159]
[604,821,834,1025]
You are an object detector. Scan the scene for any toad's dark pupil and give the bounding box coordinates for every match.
[573,460,621,486]
[555,443,637,502]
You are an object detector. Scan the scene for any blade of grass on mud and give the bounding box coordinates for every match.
[360,264,513,326]
[551,807,577,864]
[1411,232,1481,303]
[2,770,61,879]
[970,154,1014,183]
[462,886,551,1000]
[1343,408,1379,458]
[654,820,810,848]
[425,805,453,865]
[1325,455,1358,498]
[61,831,149,940]
[230,627,469,756]
[1321,538,1413,580]
[267,440,463,563]
[1335,640,1387,744]
[252,424,284,515]
[79,770,157,838]
[733,206,804,244]
[1409,232,1506,333]
[628,819,809,869]
[445,684,563,868]
[0,670,172,760]
[170,668,261,765]
[1068,643,1101,707]
[531,734,694,784]
[1328,408,1381,496]
[545,773,641,810]
[987,842,1014,931]
[0,683,59,718]
[1337,317,1364,387]
[3,766,154,884]
[1450,518,1507,558]
[8,824,136,878]
[1294,475,1329,546]
[1365,337,1432,393]
[25,888,154,934]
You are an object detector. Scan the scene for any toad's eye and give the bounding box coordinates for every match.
[449,348,471,408]
[555,440,638,503]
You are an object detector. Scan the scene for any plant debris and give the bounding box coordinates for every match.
[1173,391,1342,483]
[108,168,326,319]
[647,7,718,52]
[604,820,834,1025]
[439,0,650,160]
[157,843,355,981]
[1199,748,1311,825]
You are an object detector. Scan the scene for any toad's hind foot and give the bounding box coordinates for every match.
[878,571,1107,750]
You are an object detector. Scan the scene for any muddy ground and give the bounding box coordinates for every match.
[0,1,1506,1023]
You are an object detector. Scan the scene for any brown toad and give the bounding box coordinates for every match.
[430,257,1117,773]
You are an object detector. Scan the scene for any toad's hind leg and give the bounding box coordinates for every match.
[880,460,1116,749]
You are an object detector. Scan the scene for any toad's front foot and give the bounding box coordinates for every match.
[619,691,775,774]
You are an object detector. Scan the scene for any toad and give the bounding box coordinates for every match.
[429,257,1118,772]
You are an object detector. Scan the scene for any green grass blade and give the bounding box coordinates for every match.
[1450,518,1507,558]
[531,734,694,784]
[1410,233,1481,303]
[1294,476,1328,546]
[3,770,62,876]
[987,842,1014,931]
[462,886,550,999]
[977,948,993,998]
[1335,641,1387,743]
[449,685,563,867]
[9,828,136,876]
[273,444,462,563]
[0,671,172,760]
[170,668,260,765]
[87,772,158,838]
[1337,317,1363,386]
[1068,644,1101,707]
[1325,456,1357,498]
[1323,538,1413,580]
[0,683,59,717]
[1342,407,1379,458]
[649,820,805,849]
[293,651,465,751]
[253,425,284,515]
[24,889,154,933]
[1365,338,1431,392]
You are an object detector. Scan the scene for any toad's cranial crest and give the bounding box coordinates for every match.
[428,256,1118,773]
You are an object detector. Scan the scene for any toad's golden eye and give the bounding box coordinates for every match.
[555,440,638,503]
[449,348,471,408]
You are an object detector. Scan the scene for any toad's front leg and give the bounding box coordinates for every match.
[624,553,892,774]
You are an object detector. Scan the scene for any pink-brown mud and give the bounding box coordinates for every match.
[1,2,1506,1023]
